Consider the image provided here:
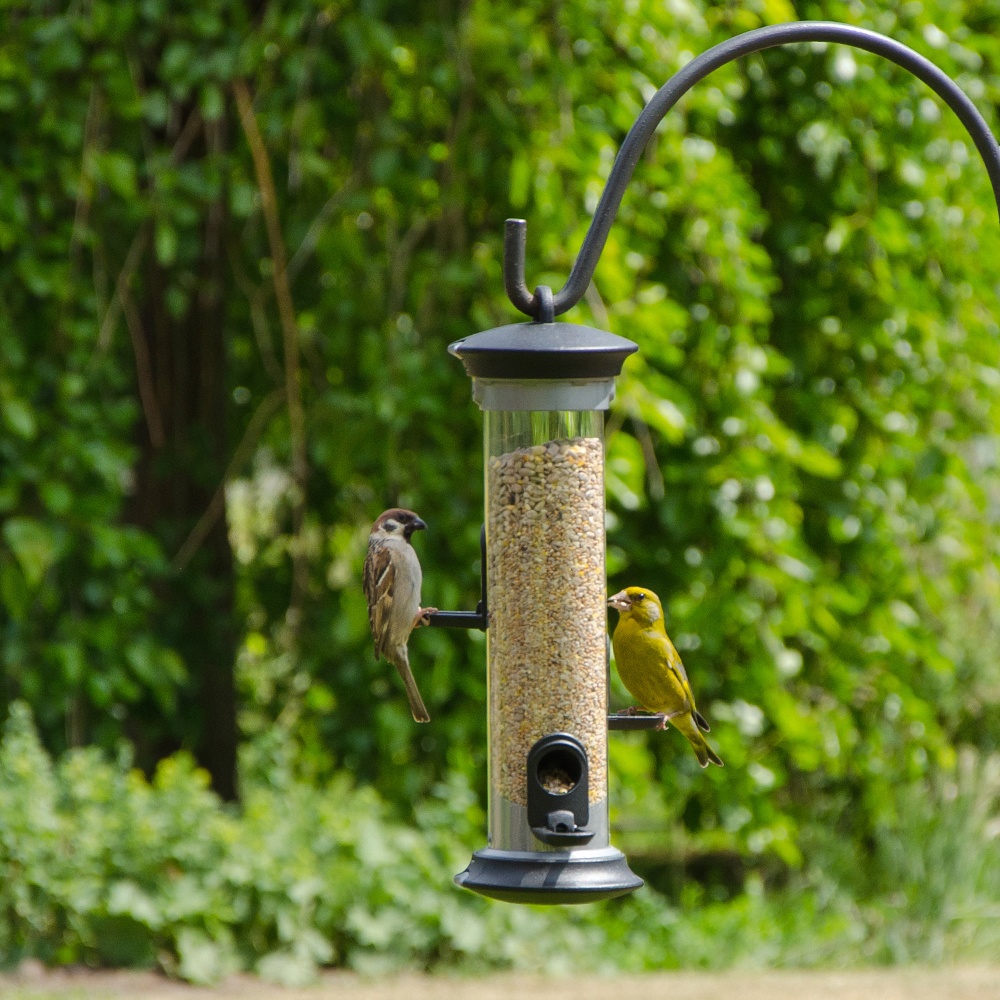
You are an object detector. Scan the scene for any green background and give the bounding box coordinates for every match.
[3,0,1000,982]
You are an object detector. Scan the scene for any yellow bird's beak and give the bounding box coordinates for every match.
[608,590,632,613]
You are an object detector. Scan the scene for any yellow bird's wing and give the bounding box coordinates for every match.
[656,630,712,731]
[648,630,696,708]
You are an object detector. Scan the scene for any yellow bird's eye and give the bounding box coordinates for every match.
[635,593,645,601]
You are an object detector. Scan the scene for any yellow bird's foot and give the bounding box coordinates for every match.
[616,706,640,716]
[654,709,686,731]
[413,607,438,628]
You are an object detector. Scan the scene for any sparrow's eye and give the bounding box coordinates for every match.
[385,520,399,531]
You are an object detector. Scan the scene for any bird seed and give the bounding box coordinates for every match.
[539,765,576,795]
[487,437,607,807]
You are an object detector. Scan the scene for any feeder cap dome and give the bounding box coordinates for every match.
[448,321,638,380]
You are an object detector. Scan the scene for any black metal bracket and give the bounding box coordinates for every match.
[505,21,1000,320]
[425,524,488,631]
[608,711,667,731]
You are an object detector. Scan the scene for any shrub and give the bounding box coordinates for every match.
[2,703,1000,983]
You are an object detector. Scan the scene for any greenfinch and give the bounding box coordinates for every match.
[608,587,723,768]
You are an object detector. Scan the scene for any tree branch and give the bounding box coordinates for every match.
[584,280,612,331]
[97,223,149,352]
[69,85,102,274]
[287,13,325,194]
[227,239,285,385]
[121,285,165,448]
[57,85,103,351]
[172,386,286,572]
[627,398,665,501]
[387,213,430,317]
[285,174,358,285]
[233,79,308,613]
[93,106,204,356]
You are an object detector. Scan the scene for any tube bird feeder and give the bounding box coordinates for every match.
[446,295,644,903]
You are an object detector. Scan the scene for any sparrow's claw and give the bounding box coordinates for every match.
[413,607,438,628]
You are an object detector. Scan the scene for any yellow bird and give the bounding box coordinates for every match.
[608,586,723,768]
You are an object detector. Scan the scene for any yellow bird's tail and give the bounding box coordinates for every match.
[673,711,724,768]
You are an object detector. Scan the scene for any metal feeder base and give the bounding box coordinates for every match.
[454,848,643,905]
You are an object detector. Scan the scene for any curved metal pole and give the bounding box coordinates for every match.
[505,20,1000,320]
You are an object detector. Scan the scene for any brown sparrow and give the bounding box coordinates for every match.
[363,508,437,723]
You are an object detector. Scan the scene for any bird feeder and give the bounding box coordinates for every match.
[435,272,643,904]
[425,19,1000,905]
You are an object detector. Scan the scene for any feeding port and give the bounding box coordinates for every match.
[526,733,593,847]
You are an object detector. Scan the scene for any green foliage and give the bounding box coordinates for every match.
[0,701,579,983]
[5,0,1000,972]
[216,0,1000,874]
[0,703,1000,983]
[593,0,1000,872]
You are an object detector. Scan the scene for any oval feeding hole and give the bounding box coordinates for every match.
[536,747,582,794]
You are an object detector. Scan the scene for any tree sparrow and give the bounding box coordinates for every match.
[363,508,437,723]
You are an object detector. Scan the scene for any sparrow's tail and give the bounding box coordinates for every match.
[674,712,724,768]
[390,646,431,723]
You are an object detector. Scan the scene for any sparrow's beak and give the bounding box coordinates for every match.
[411,517,427,532]
[608,590,632,613]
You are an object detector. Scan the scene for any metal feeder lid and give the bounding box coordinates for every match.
[448,321,638,380]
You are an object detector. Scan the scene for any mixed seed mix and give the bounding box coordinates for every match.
[487,437,607,806]
[539,766,576,795]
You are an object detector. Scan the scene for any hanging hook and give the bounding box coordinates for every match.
[503,219,538,318]
[501,222,557,323]
[501,22,1000,322]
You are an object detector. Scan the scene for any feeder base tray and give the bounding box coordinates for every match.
[454,848,643,905]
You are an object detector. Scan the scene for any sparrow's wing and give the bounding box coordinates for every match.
[363,543,395,660]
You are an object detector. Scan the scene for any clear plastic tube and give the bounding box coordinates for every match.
[484,410,608,850]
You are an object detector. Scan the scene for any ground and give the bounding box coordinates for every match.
[2,967,1000,1000]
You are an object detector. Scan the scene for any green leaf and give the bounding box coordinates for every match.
[155,221,178,266]
[176,929,233,986]
[257,951,319,987]
[200,83,224,122]
[508,153,531,208]
[0,559,29,618]
[107,880,163,929]
[793,443,842,478]
[2,518,63,587]
[95,152,138,200]
[40,482,72,515]
[2,398,36,439]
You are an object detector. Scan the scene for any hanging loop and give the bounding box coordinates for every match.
[534,284,554,324]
